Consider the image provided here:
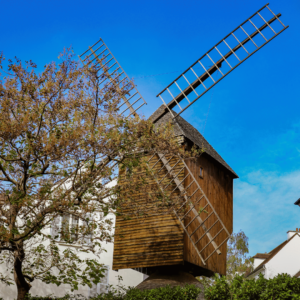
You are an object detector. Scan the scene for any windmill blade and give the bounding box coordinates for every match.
[79,38,147,119]
[155,3,288,120]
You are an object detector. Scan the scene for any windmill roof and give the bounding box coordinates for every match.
[294,198,300,205]
[149,105,238,178]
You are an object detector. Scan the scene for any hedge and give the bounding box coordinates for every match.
[25,284,202,300]
[23,273,300,300]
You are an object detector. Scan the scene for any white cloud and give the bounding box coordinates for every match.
[233,169,300,256]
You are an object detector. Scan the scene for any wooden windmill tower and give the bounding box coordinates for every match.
[79,4,288,280]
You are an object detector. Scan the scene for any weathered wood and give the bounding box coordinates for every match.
[113,150,234,276]
[113,154,185,270]
[183,153,234,275]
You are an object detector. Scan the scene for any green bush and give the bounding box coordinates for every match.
[205,273,300,300]
[25,284,202,300]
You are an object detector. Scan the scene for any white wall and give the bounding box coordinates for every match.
[265,234,300,279]
[0,213,144,299]
[253,258,265,269]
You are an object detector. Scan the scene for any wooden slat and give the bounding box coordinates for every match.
[113,154,185,270]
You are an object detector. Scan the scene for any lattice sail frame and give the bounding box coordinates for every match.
[156,3,289,118]
[79,38,147,119]
[147,152,230,265]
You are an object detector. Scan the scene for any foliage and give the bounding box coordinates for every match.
[226,230,253,281]
[24,284,202,300]
[197,230,253,286]
[0,50,192,300]
[205,273,300,300]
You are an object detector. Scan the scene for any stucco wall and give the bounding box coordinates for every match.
[265,234,300,279]
[0,213,144,299]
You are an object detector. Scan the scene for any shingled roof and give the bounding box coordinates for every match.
[149,105,238,178]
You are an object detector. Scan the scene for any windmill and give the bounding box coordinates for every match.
[78,3,288,283]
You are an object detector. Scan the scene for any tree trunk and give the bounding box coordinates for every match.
[14,246,31,300]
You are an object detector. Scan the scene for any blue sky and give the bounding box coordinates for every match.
[1,0,300,256]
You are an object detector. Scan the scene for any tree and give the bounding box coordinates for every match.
[226,230,253,281]
[197,230,253,286]
[0,50,188,300]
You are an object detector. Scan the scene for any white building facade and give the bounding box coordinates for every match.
[246,230,300,280]
[0,213,144,300]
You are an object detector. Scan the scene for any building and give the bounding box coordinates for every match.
[113,106,238,280]
[246,230,300,279]
[0,209,144,300]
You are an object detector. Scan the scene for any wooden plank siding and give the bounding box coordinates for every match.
[183,154,233,275]
[112,151,234,275]
[113,154,185,270]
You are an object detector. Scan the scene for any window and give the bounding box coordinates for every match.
[51,213,92,245]
[88,265,109,297]
[199,166,204,178]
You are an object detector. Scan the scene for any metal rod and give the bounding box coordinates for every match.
[169,173,189,195]
[214,46,232,69]
[190,67,207,89]
[159,160,180,184]
[89,48,109,65]
[149,153,166,170]
[204,236,229,262]
[223,39,241,61]
[186,187,200,201]
[158,157,177,177]
[266,5,286,27]
[147,153,157,163]
[96,57,114,71]
[162,166,185,190]
[184,196,205,227]
[182,74,199,96]
[195,220,218,245]
[120,97,142,115]
[83,43,105,62]
[190,208,212,237]
[206,53,224,76]
[99,67,122,86]
[117,85,135,109]
[198,60,216,83]
[231,32,249,55]
[184,179,195,192]
[167,88,183,111]
[257,12,276,34]
[80,38,102,57]
[127,102,146,118]
[240,25,258,48]
[248,19,268,41]
[199,228,223,254]
[118,91,138,108]
[181,195,204,222]
[174,81,191,104]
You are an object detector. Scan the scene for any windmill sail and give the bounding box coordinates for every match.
[155,3,288,120]
[79,38,147,119]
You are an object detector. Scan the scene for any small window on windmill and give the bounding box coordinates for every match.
[199,166,204,179]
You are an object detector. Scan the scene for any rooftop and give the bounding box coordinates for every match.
[149,105,238,178]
